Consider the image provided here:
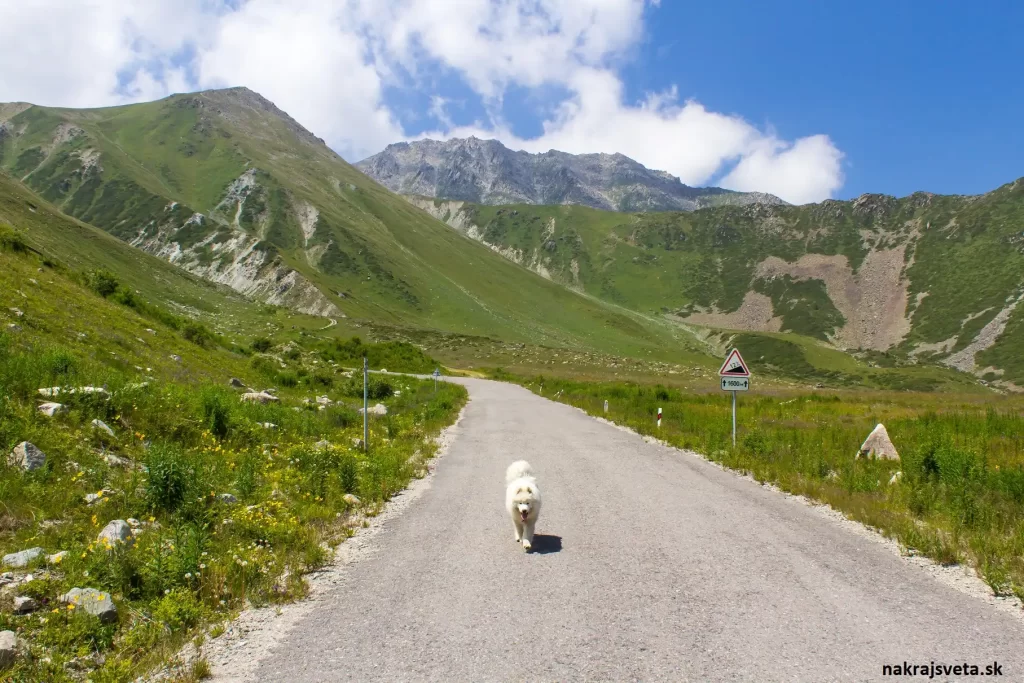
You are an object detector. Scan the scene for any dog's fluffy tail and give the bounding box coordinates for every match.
[505,460,534,483]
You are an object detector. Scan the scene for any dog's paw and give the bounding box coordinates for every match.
[522,540,532,552]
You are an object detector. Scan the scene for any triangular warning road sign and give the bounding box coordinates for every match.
[718,349,750,377]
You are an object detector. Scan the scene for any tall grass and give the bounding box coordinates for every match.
[513,374,1024,600]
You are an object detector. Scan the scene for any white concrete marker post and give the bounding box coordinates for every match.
[718,349,751,448]
[604,399,608,414]
[657,406,662,428]
[363,357,369,452]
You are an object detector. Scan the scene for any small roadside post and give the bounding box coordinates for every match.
[657,406,662,428]
[363,357,369,452]
[603,399,609,414]
[433,367,440,393]
[718,349,751,448]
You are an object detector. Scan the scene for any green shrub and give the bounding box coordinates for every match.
[182,322,214,348]
[153,588,204,633]
[88,269,121,297]
[0,223,29,253]
[341,374,392,399]
[277,371,299,388]
[146,443,189,513]
[251,337,272,353]
[199,387,232,438]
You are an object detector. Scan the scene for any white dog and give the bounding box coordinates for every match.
[505,460,542,552]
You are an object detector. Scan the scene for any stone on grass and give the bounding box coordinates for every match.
[14,596,38,614]
[343,494,360,506]
[7,441,46,471]
[241,391,279,404]
[37,402,66,417]
[358,403,387,416]
[97,520,134,548]
[47,551,67,565]
[856,423,899,461]
[889,471,903,485]
[259,422,277,429]
[0,630,19,668]
[352,438,365,450]
[60,588,117,624]
[2,548,44,568]
[169,354,181,362]
[91,419,115,437]
[218,493,238,504]
[314,439,331,451]
[230,378,246,388]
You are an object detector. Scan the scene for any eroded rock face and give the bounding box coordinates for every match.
[357,138,786,212]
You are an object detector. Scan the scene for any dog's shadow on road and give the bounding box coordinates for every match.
[531,534,562,554]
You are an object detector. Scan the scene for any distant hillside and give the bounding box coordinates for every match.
[412,182,1024,389]
[0,88,706,365]
[356,137,785,212]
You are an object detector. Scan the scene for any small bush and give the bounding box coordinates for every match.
[250,337,272,353]
[277,371,299,388]
[88,269,121,297]
[199,387,232,438]
[0,223,29,253]
[146,443,190,513]
[182,322,214,348]
[153,588,204,633]
[341,374,392,400]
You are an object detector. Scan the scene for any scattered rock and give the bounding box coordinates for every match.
[889,471,903,485]
[857,423,900,460]
[359,403,388,416]
[2,548,44,569]
[28,279,38,286]
[126,518,141,527]
[218,493,238,504]
[352,438,365,450]
[7,442,45,472]
[230,378,246,388]
[13,596,38,614]
[259,422,277,430]
[85,489,114,505]
[241,391,279,404]
[91,419,115,437]
[37,386,109,399]
[60,588,117,624]
[47,551,67,565]
[314,439,331,451]
[6,324,21,332]
[826,470,840,482]
[0,630,19,668]
[9,308,22,317]
[170,354,182,362]
[394,390,402,397]
[97,520,134,548]
[145,328,156,335]
[343,494,360,506]
[316,395,333,406]
[102,452,132,468]
[37,402,66,417]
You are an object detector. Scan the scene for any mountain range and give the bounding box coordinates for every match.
[356,137,785,212]
[1,86,1021,390]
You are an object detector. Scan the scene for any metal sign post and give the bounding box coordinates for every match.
[433,367,440,393]
[363,357,369,451]
[718,349,751,448]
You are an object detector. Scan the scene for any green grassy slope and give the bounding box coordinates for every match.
[0,203,467,680]
[0,89,712,368]
[420,184,1024,384]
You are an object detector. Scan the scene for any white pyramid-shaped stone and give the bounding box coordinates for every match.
[857,423,899,460]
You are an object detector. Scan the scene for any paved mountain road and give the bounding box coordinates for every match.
[253,378,1024,681]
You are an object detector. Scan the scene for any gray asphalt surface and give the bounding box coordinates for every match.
[255,378,1024,682]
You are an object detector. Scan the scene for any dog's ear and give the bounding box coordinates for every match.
[526,487,532,494]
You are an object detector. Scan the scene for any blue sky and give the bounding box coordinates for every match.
[4,0,1022,203]
[391,1,1024,199]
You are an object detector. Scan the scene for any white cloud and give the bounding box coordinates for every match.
[0,0,844,202]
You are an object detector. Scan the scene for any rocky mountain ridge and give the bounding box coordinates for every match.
[356,137,786,212]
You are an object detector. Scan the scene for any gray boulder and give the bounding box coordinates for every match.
[37,402,66,417]
[91,419,115,437]
[97,520,134,548]
[856,423,900,461]
[2,547,44,568]
[358,403,388,416]
[241,391,279,404]
[60,588,118,624]
[7,441,46,471]
[0,630,19,668]
[230,378,246,388]
[218,493,238,504]
[13,596,38,614]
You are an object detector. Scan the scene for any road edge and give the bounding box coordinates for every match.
[577,407,1024,623]
[149,401,470,682]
